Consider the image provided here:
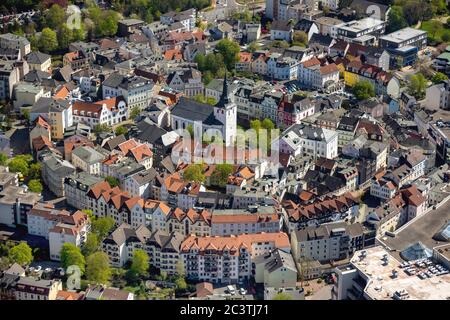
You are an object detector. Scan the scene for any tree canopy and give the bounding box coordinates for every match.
[28,179,43,193]
[408,73,428,99]
[353,81,376,101]
[129,249,149,279]
[216,39,240,71]
[60,243,85,274]
[91,216,115,240]
[183,164,205,183]
[86,252,111,284]
[105,176,120,188]
[38,27,58,53]
[212,164,234,187]
[9,242,33,266]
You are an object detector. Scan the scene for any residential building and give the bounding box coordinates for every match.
[276,123,339,159]
[0,60,20,100]
[166,68,204,97]
[40,153,76,197]
[379,27,427,51]
[24,51,51,73]
[48,210,90,261]
[181,232,291,284]
[64,172,104,210]
[426,80,449,110]
[210,206,281,236]
[282,192,359,232]
[291,222,365,263]
[102,72,153,111]
[335,18,386,45]
[253,248,298,288]
[72,97,128,129]
[71,146,105,175]
[0,33,31,58]
[270,20,294,42]
[0,186,42,227]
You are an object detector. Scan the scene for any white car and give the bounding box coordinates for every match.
[239,288,247,295]
[34,266,42,272]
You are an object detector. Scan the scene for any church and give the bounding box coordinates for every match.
[170,74,237,146]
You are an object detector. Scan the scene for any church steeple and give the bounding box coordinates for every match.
[217,72,230,108]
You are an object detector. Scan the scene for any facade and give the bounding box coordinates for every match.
[0,186,41,227]
[72,97,128,129]
[291,222,365,263]
[253,248,298,288]
[71,146,105,175]
[181,232,291,284]
[276,123,339,160]
[379,27,427,51]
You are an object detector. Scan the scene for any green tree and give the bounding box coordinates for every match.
[130,106,140,119]
[29,163,41,180]
[431,72,449,84]
[183,164,205,183]
[353,81,376,100]
[216,39,240,70]
[272,292,292,300]
[60,243,85,274]
[94,123,111,134]
[248,41,259,53]
[129,249,149,278]
[428,20,442,39]
[86,252,111,284]
[212,163,234,187]
[8,157,29,176]
[28,179,43,193]
[72,23,86,42]
[91,216,115,240]
[408,73,428,99]
[39,28,58,53]
[9,242,33,266]
[0,153,7,166]
[45,4,66,30]
[293,31,308,46]
[115,126,128,136]
[386,6,407,33]
[105,176,120,188]
[175,277,187,290]
[175,258,185,278]
[82,233,99,257]
[262,118,275,131]
[58,23,73,50]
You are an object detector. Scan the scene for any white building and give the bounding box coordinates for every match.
[425,80,449,110]
[298,58,340,90]
[181,232,291,284]
[71,145,105,175]
[72,97,128,129]
[48,210,90,261]
[275,123,339,159]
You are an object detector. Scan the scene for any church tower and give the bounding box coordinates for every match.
[214,73,237,146]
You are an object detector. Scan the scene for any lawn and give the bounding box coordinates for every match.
[420,20,450,44]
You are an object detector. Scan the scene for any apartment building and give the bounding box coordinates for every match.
[335,18,386,45]
[426,80,450,111]
[181,232,291,284]
[72,97,128,129]
[298,57,340,91]
[31,98,73,140]
[166,208,212,237]
[0,60,20,100]
[276,123,339,160]
[210,206,281,236]
[102,72,153,111]
[379,27,427,51]
[291,222,365,263]
[40,153,76,198]
[48,210,90,261]
[0,33,31,58]
[71,146,105,175]
[282,192,359,232]
[253,248,298,288]
[0,186,42,227]
[64,172,104,210]
[166,68,204,97]
[25,51,51,73]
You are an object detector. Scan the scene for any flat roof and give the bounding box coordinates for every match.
[351,246,450,300]
[378,198,450,260]
[380,27,427,43]
[337,17,385,33]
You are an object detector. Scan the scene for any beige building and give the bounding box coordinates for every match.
[25,51,51,73]
[254,248,297,288]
